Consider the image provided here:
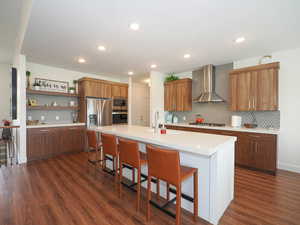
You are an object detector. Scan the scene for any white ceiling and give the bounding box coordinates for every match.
[22,0,300,78]
[0,0,22,63]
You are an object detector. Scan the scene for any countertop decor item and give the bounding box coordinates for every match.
[164,73,179,82]
[231,115,242,127]
[34,78,69,93]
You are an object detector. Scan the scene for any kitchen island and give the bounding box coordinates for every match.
[92,125,236,225]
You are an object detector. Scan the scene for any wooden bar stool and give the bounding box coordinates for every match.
[146,145,198,225]
[86,130,102,176]
[101,133,119,185]
[118,138,147,211]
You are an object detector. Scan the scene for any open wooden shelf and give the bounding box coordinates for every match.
[26,89,78,97]
[27,106,79,111]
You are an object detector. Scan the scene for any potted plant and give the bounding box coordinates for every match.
[26,71,31,89]
[69,87,76,94]
[165,73,179,82]
[33,82,41,91]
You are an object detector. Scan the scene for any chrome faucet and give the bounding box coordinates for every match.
[153,110,159,133]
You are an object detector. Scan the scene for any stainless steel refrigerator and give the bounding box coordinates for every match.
[86,97,112,127]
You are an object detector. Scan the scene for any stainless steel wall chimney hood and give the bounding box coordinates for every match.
[193,64,225,103]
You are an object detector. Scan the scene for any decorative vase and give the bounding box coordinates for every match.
[26,76,31,89]
[69,89,75,94]
[34,86,40,91]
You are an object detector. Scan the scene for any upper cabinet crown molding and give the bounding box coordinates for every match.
[164,78,192,112]
[230,62,279,112]
[229,62,280,74]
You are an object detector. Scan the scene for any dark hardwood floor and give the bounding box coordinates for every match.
[0,152,299,225]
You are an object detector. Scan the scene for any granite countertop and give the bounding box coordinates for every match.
[165,123,279,135]
[27,123,85,128]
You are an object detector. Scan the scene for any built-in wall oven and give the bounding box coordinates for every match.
[112,111,128,124]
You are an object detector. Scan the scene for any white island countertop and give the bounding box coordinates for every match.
[27,123,85,128]
[91,125,236,157]
[165,122,279,135]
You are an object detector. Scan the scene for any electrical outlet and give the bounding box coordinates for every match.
[28,116,32,120]
[183,116,186,121]
[41,115,45,121]
[56,116,60,121]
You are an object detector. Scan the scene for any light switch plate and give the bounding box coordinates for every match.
[56,116,60,121]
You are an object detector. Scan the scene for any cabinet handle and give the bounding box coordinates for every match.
[222,132,235,135]
[40,129,49,132]
[253,98,255,109]
[250,135,260,138]
[248,99,251,110]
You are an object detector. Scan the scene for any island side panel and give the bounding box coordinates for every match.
[209,140,235,225]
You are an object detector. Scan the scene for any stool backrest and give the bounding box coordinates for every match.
[101,133,118,156]
[146,145,180,186]
[119,138,140,168]
[87,130,97,149]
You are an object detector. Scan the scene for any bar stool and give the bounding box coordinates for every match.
[146,145,198,225]
[86,130,102,176]
[118,138,147,211]
[101,133,119,185]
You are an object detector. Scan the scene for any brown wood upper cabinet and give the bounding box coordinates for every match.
[230,62,279,111]
[79,77,128,99]
[112,84,128,98]
[164,78,192,111]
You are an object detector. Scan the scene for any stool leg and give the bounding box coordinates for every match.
[167,183,170,201]
[156,179,160,199]
[137,167,141,211]
[132,167,135,184]
[194,170,198,221]
[119,161,123,198]
[114,156,118,188]
[176,184,182,225]
[147,175,151,221]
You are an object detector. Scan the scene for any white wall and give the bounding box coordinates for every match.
[234,47,300,173]
[0,63,11,120]
[149,71,166,126]
[13,54,27,163]
[26,62,124,87]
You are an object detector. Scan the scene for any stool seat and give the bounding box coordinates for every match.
[180,166,197,181]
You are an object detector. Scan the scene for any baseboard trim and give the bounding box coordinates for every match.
[278,162,300,174]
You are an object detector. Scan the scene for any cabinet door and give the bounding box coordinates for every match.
[236,72,252,111]
[164,83,176,111]
[235,136,253,167]
[176,82,191,111]
[27,128,53,161]
[230,74,238,111]
[255,68,278,111]
[103,83,112,98]
[112,85,121,97]
[120,86,128,98]
[63,127,85,153]
[252,139,276,172]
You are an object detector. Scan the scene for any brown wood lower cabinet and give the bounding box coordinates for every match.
[27,126,86,161]
[165,125,277,175]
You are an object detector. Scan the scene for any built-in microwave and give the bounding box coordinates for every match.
[113,98,127,107]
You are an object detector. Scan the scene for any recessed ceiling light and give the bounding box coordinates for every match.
[235,37,245,43]
[128,71,134,75]
[129,23,140,31]
[98,45,106,51]
[150,64,157,69]
[78,58,86,63]
[183,54,191,59]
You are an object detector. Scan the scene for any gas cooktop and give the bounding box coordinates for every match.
[189,122,226,127]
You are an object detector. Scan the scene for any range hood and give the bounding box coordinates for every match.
[193,64,225,103]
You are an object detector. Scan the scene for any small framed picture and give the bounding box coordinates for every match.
[34,78,69,93]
